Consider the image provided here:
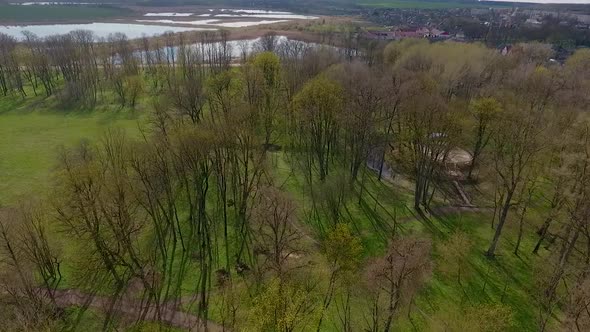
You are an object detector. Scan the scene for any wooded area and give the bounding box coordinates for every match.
[1,29,590,331]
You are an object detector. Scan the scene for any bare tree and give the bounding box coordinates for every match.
[252,186,301,280]
[365,237,432,332]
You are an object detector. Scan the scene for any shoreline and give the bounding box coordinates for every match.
[0,16,352,45]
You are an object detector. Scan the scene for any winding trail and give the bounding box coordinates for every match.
[50,289,224,332]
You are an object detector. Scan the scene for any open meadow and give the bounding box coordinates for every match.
[0,92,146,205]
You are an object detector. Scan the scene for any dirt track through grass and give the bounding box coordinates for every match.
[51,289,224,332]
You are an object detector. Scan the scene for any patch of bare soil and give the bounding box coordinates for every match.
[446,148,473,166]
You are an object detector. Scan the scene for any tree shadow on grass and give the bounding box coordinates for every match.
[0,94,40,115]
[418,207,460,239]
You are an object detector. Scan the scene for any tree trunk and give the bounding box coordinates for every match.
[486,189,515,257]
[378,149,386,181]
[467,151,478,181]
[514,203,528,256]
[533,217,554,255]
[317,270,337,332]
[540,225,581,332]
[414,177,423,211]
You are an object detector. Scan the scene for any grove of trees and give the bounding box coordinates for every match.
[1,28,590,332]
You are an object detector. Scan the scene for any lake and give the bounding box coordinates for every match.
[142,9,316,20]
[142,35,294,60]
[0,23,214,40]
[136,36,332,62]
[136,19,289,28]
[137,8,317,28]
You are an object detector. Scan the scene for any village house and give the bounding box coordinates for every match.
[365,27,452,40]
[394,28,421,38]
[364,30,397,40]
[525,18,543,27]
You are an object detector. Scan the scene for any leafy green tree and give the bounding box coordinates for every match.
[247,278,315,332]
[246,51,283,147]
[467,97,502,180]
[439,231,473,300]
[434,304,513,332]
[293,76,343,182]
[317,223,363,331]
[485,65,561,257]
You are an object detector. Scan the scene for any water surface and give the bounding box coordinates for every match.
[214,13,317,19]
[219,9,293,14]
[214,20,288,27]
[136,19,288,28]
[140,9,316,20]
[144,13,193,17]
[0,23,213,40]
[144,36,315,60]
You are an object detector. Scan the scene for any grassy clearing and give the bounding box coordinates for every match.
[0,5,130,22]
[270,148,546,331]
[0,93,147,205]
[414,210,543,331]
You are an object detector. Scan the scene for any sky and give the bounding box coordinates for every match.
[482,0,590,3]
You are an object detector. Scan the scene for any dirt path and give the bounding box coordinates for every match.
[452,180,474,207]
[50,289,224,332]
[366,157,493,219]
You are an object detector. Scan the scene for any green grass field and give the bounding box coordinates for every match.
[239,144,547,331]
[0,93,146,205]
[0,5,130,22]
